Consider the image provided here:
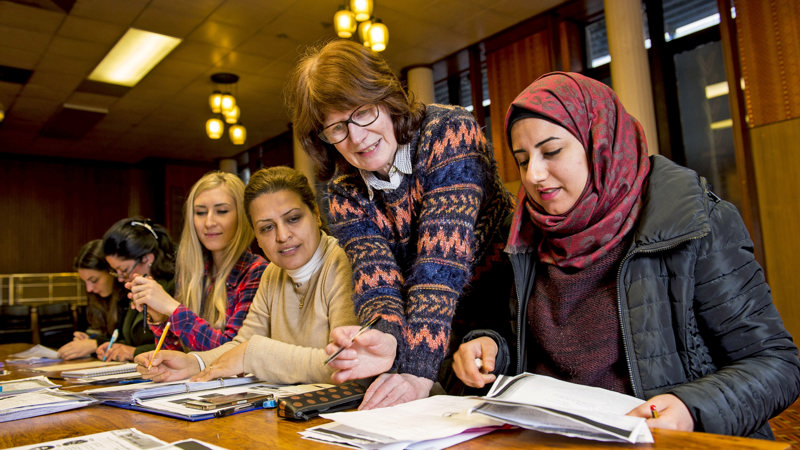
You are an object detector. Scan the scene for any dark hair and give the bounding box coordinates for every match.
[102,217,176,283]
[244,166,323,230]
[286,39,426,181]
[74,239,121,335]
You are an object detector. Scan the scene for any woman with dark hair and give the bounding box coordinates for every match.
[57,239,147,360]
[137,167,358,384]
[100,217,175,361]
[288,39,514,408]
[451,72,800,438]
[127,171,267,352]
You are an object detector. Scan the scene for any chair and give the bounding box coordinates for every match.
[0,304,34,344]
[36,302,75,348]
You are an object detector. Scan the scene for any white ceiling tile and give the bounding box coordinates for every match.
[58,15,125,43]
[0,46,40,69]
[0,25,52,54]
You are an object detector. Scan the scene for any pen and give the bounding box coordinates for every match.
[214,398,277,418]
[103,329,119,362]
[148,321,170,369]
[650,404,659,419]
[324,316,381,365]
[142,304,147,334]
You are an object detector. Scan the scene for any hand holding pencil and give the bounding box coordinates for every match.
[324,317,398,384]
[148,321,170,369]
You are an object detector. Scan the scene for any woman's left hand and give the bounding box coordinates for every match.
[626,393,694,431]
[358,372,433,410]
[190,341,248,382]
[126,275,180,317]
[102,343,136,362]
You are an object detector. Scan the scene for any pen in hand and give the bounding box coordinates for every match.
[147,321,170,370]
[102,329,119,362]
[324,316,381,365]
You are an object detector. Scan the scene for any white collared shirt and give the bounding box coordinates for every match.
[358,144,413,200]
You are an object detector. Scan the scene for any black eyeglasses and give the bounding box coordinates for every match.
[318,104,380,145]
[109,258,142,281]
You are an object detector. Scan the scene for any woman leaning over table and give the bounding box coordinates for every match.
[288,39,514,408]
[450,72,800,439]
[126,171,267,352]
[136,166,359,384]
[57,239,129,360]
[99,218,176,361]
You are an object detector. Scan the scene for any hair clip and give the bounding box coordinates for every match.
[130,220,159,240]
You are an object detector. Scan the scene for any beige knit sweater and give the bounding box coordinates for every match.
[195,233,358,384]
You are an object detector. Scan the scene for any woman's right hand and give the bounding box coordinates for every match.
[126,275,180,317]
[57,338,98,360]
[325,327,397,383]
[452,336,499,388]
[135,350,200,382]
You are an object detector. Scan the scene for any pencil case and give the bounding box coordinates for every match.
[277,381,365,420]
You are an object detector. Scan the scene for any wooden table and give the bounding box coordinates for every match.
[0,343,790,449]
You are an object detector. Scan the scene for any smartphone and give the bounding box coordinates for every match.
[183,392,274,410]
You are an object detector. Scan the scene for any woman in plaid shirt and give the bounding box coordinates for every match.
[128,171,267,351]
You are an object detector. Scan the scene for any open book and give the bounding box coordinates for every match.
[85,377,331,421]
[471,373,653,443]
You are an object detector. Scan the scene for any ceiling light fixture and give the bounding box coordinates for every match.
[206,73,247,145]
[333,1,388,52]
[88,28,181,87]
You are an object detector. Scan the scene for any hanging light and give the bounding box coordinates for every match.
[368,19,388,52]
[350,0,373,22]
[220,92,236,115]
[223,105,240,124]
[358,20,372,48]
[334,6,357,38]
[209,90,222,114]
[206,117,224,139]
[206,72,246,145]
[229,123,246,145]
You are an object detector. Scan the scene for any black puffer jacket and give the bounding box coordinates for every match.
[482,156,800,438]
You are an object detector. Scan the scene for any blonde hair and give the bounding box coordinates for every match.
[176,171,253,328]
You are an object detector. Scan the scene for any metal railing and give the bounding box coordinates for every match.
[0,273,86,306]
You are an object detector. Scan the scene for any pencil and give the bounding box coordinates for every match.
[323,316,381,365]
[650,404,659,419]
[148,321,170,369]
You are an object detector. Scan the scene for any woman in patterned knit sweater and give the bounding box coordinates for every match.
[287,39,514,408]
[452,72,800,438]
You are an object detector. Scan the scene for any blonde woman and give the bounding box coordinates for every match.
[128,171,267,351]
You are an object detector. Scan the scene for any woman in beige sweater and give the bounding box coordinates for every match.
[136,166,358,384]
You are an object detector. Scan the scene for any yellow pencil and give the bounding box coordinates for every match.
[148,321,170,369]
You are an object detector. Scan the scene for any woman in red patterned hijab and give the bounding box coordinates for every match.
[452,72,800,439]
[504,71,650,268]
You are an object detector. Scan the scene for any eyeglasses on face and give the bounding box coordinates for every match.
[318,104,380,145]
[109,258,142,281]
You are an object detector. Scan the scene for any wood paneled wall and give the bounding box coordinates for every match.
[0,155,213,274]
[734,0,800,127]
[486,29,555,183]
[732,0,800,340]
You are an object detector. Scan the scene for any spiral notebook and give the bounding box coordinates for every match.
[61,363,140,378]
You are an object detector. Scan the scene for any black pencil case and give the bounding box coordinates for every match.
[277,381,365,420]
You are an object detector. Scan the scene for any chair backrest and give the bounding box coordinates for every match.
[0,304,34,344]
[36,302,75,348]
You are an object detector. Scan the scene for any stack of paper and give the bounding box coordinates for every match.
[0,389,96,422]
[300,395,506,449]
[0,376,58,398]
[5,344,61,365]
[471,373,654,443]
[6,428,230,450]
